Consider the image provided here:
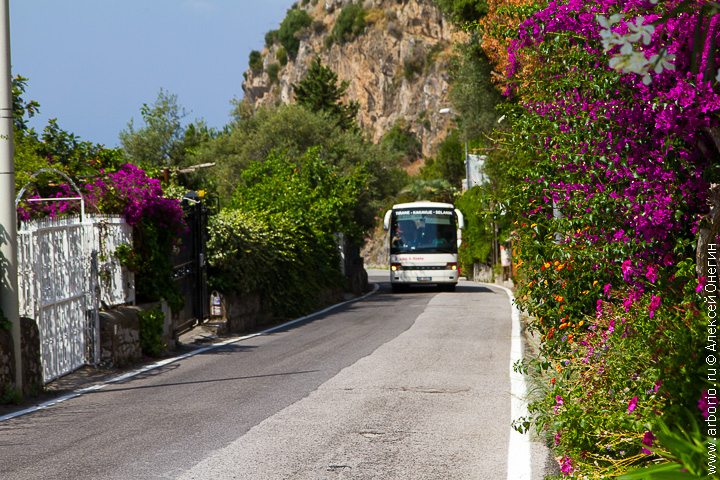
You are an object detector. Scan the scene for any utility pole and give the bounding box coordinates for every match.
[0,0,21,392]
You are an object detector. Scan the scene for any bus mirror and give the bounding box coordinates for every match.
[383,210,392,230]
[454,209,465,230]
[455,209,464,248]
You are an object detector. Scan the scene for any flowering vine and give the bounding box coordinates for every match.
[481,0,720,476]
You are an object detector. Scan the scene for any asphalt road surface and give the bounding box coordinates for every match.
[0,271,531,480]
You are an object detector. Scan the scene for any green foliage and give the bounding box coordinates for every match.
[403,45,426,81]
[207,146,386,317]
[137,307,166,357]
[447,40,503,141]
[231,147,367,242]
[455,186,494,272]
[292,57,359,131]
[434,0,489,24]
[207,208,344,319]
[188,101,405,233]
[265,29,278,48]
[421,129,465,187]
[35,119,123,180]
[0,306,9,331]
[329,3,366,45]
[189,104,337,198]
[266,63,281,84]
[0,384,22,405]
[12,75,40,134]
[12,76,127,193]
[311,19,326,35]
[379,120,422,165]
[119,89,187,169]
[115,220,184,313]
[276,46,288,66]
[277,8,312,60]
[396,178,457,204]
[249,50,263,72]
[619,415,716,480]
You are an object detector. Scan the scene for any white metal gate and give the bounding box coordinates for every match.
[18,216,91,382]
[17,215,134,383]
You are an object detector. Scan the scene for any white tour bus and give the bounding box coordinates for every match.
[383,201,464,292]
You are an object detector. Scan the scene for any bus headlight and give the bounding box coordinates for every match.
[391,262,402,271]
[446,262,458,270]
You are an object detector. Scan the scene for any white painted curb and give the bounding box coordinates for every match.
[483,283,532,480]
[0,284,380,423]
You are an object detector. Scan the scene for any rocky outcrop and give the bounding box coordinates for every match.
[242,0,461,157]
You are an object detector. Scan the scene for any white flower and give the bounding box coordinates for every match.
[626,17,655,45]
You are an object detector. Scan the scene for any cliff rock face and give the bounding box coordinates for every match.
[242,0,460,157]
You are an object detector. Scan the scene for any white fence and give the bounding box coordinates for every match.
[17,214,134,382]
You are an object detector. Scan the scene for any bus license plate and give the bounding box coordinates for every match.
[418,277,432,282]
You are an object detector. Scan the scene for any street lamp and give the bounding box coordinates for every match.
[438,108,470,191]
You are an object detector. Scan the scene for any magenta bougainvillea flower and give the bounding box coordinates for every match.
[627,396,638,414]
[648,295,662,318]
[560,455,575,476]
[641,431,655,455]
[699,390,718,419]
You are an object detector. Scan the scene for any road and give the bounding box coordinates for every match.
[0,272,536,479]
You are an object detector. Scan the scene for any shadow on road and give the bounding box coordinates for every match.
[91,369,320,394]
[368,279,495,295]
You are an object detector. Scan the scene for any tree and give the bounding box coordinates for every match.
[329,3,366,44]
[119,89,187,169]
[448,41,502,141]
[292,57,359,131]
[12,75,39,135]
[380,120,423,166]
[397,178,457,204]
[190,103,406,222]
[420,130,465,187]
[11,76,125,191]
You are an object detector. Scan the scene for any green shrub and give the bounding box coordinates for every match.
[265,29,278,48]
[138,307,165,357]
[207,209,342,319]
[311,19,326,35]
[403,46,426,80]
[379,120,422,164]
[249,50,263,73]
[278,8,312,59]
[0,306,9,331]
[330,3,366,45]
[207,148,367,318]
[266,63,281,84]
[276,46,288,66]
[0,384,22,405]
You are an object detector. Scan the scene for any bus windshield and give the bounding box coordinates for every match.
[390,208,458,254]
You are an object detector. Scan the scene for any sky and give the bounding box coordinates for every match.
[10,0,296,147]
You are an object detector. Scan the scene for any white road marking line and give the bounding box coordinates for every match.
[485,283,533,480]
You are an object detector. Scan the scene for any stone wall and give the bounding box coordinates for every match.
[0,328,13,392]
[99,306,143,368]
[0,318,43,397]
[20,318,42,395]
[223,292,267,334]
